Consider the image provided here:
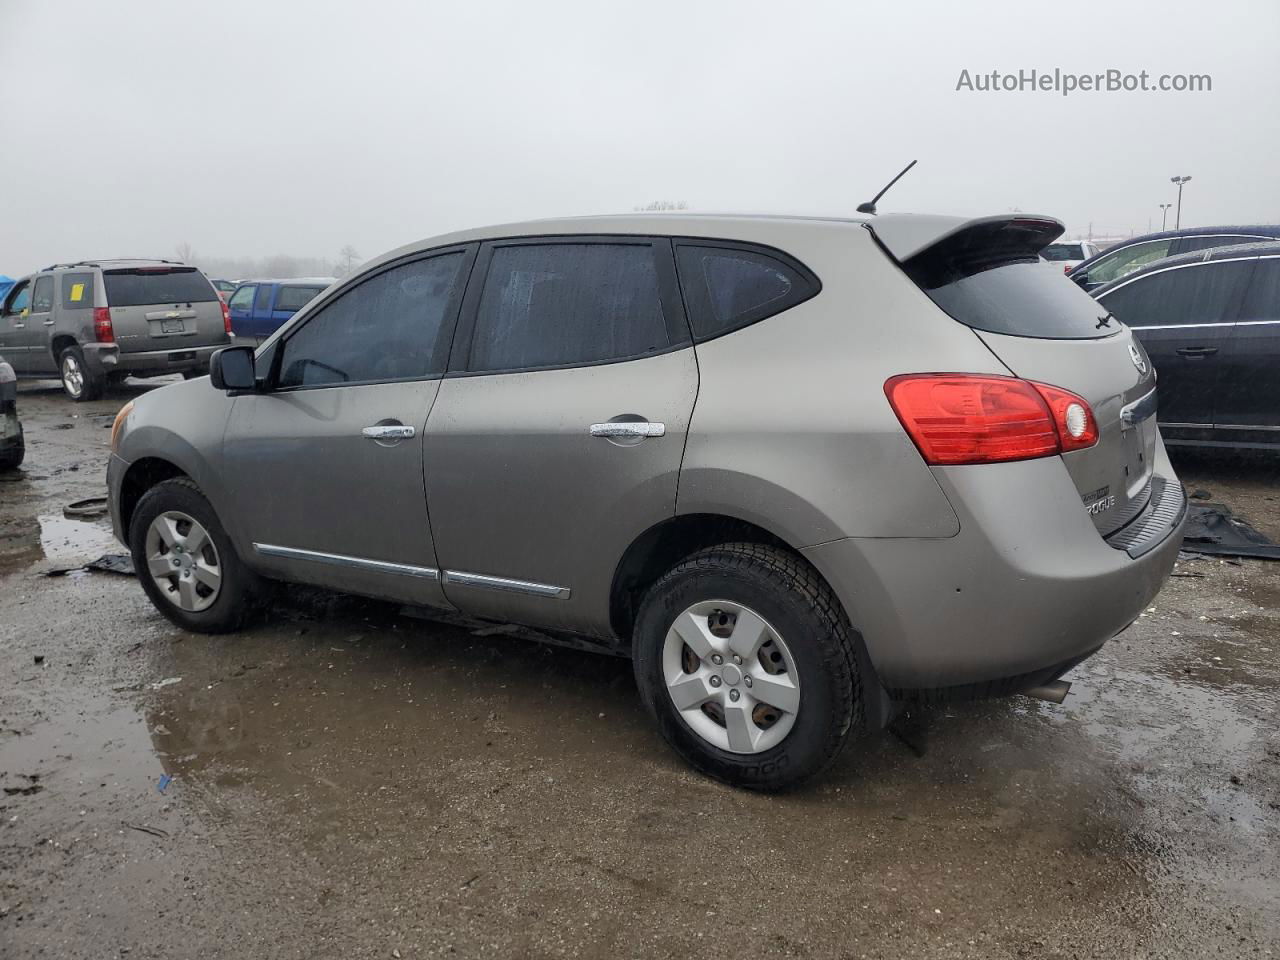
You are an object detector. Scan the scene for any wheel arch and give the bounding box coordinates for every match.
[50,334,78,366]
[609,512,810,641]
[118,456,189,536]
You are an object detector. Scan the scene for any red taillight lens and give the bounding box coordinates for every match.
[93,307,114,343]
[884,374,1097,465]
[1032,381,1099,452]
[221,298,232,335]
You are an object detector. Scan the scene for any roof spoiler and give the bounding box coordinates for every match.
[866,213,1065,264]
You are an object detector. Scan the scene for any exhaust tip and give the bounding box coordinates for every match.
[1023,680,1071,704]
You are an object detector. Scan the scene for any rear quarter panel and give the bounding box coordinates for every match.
[678,223,1009,546]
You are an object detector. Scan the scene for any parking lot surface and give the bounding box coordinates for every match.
[2,381,1278,959]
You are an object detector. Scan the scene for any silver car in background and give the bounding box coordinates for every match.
[106,212,1185,789]
[0,260,231,400]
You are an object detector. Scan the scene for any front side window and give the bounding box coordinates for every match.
[31,276,54,312]
[5,281,30,315]
[676,244,817,341]
[274,285,325,312]
[277,252,465,388]
[228,285,256,311]
[1100,260,1255,328]
[469,243,671,372]
[61,272,94,309]
[1087,240,1173,284]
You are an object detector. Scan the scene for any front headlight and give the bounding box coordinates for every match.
[110,400,134,453]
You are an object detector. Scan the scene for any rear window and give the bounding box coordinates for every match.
[907,258,1113,340]
[103,267,217,307]
[275,285,324,312]
[1042,243,1084,261]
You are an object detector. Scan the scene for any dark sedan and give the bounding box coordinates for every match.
[1094,241,1280,449]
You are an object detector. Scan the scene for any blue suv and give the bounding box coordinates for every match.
[227,278,334,344]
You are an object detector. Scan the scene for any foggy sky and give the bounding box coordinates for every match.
[2,0,1277,274]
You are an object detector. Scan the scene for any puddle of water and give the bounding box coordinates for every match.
[37,513,120,565]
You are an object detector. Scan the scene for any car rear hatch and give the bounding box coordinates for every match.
[870,214,1165,543]
[102,266,226,351]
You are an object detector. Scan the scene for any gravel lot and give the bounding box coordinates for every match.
[2,379,1278,959]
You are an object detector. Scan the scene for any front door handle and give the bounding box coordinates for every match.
[362,424,415,440]
[1176,346,1218,357]
[590,421,665,439]
[43,319,55,326]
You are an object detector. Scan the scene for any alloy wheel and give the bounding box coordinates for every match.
[144,511,222,612]
[662,599,801,754]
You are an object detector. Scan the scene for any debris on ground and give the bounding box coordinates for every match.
[1183,503,1280,560]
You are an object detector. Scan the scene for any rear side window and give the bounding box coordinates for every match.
[103,268,217,306]
[1239,258,1280,322]
[277,252,465,388]
[1099,260,1255,328]
[254,286,273,312]
[676,243,818,341]
[31,276,54,312]
[61,272,94,309]
[274,285,324,312]
[469,242,672,372]
[908,258,1112,340]
[1172,235,1262,255]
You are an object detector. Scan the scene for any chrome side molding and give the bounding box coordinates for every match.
[253,544,571,599]
[253,543,440,579]
[442,570,571,600]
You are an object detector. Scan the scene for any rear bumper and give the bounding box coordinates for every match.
[802,441,1184,695]
[85,340,232,376]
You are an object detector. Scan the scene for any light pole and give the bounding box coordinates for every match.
[1170,176,1192,229]
[1159,203,1173,231]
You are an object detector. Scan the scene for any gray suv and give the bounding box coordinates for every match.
[106,213,1185,789]
[0,260,232,400]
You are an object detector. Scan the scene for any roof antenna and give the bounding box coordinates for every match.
[857,159,918,215]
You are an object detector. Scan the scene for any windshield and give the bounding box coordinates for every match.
[1042,243,1085,261]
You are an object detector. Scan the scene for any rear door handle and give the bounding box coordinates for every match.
[1176,346,1218,357]
[590,421,665,439]
[362,424,415,440]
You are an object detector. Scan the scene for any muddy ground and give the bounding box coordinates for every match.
[1,379,1278,960]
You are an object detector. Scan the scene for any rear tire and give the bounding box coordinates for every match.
[632,542,861,791]
[60,345,104,401]
[128,477,266,633]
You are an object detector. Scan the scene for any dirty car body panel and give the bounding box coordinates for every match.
[109,211,1185,724]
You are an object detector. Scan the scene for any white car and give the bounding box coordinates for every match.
[1041,240,1102,274]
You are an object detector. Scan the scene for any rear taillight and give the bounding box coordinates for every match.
[884,374,1098,465]
[221,298,232,335]
[93,307,114,343]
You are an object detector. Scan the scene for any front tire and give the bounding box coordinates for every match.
[128,477,265,633]
[60,345,104,401]
[632,542,861,791]
[0,427,23,471]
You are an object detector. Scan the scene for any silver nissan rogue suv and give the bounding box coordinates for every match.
[106,213,1185,790]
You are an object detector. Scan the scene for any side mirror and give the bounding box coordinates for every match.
[209,346,257,392]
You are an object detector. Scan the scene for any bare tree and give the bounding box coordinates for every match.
[634,200,689,212]
[336,245,362,276]
[174,241,197,264]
